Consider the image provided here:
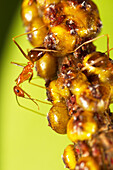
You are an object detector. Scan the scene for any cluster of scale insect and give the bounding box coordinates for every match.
[13,0,113,169]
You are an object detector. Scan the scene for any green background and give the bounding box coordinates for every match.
[0,0,113,170]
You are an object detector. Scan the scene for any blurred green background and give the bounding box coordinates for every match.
[0,1,113,170]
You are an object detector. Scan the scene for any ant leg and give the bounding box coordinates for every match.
[11,62,26,67]
[28,79,53,105]
[24,96,52,106]
[72,34,110,57]
[28,72,52,95]
[16,96,47,117]
[107,34,110,57]
[29,80,46,90]
[32,48,58,53]
[29,79,65,99]
[28,72,46,89]
[105,47,113,54]
[35,98,52,106]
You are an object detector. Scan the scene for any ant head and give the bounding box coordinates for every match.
[14,86,24,97]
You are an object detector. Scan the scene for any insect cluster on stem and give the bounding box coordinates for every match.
[12,0,113,169]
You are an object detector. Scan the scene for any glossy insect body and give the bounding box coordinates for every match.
[13,0,113,170]
[47,102,70,134]
[21,0,102,55]
[63,128,113,170]
[43,0,102,55]
[35,52,57,80]
[83,52,113,83]
[70,77,111,113]
[82,51,113,101]
[76,156,100,170]
[62,144,77,169]
[67,111,98,142]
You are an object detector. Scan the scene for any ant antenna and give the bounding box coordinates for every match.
[72,34,110,58]
[24,96,52,106]
[16,96,47,117]
[11,62,26,67]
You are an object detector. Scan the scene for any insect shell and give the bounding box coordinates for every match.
[21,0,102,55]
[12,0,113,170]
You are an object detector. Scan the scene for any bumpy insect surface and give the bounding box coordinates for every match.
[12,0,113,169]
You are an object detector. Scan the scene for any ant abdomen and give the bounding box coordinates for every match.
[27,47,45,62]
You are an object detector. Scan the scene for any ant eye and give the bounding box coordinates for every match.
[16,89,20,93]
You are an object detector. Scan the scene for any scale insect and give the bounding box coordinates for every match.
[12,0,113,169]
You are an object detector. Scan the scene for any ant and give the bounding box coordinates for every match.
[12,28,58,116]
